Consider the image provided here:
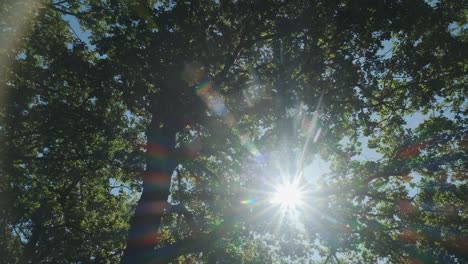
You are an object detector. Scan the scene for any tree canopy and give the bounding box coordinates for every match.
[1,0,467,263]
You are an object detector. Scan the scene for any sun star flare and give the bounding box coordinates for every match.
[270,181,304,210]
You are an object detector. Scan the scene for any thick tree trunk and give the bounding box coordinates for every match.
[18,204,45,264]
[121,113,179,264]
[18,226,39,264]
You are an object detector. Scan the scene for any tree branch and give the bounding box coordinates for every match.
[213,32,285,86]
[49,4,88,18]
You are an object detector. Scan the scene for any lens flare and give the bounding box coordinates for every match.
[240,198,257,204]
[192,77,264,162]
[270,181,304,209]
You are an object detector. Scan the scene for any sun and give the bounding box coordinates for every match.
[270,181,304,210]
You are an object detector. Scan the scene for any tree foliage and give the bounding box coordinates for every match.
[1,0,467,263]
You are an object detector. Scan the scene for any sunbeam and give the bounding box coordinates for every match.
[270,181,304,210]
